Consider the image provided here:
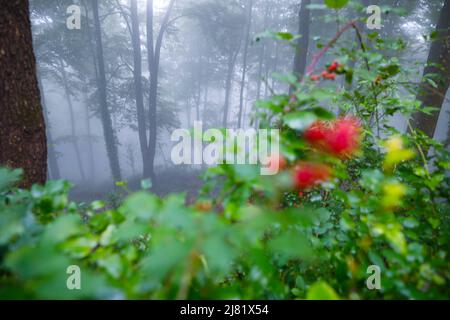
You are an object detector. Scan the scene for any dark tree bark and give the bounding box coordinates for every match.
[0,0,47,188]
[146,0,176,183]
[237,0,253,128]
[290,0,311,94]
[410,0,450,139]
[130,0,150,179]
[92,0,122,181]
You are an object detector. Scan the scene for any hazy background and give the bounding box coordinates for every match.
[29,0,449,200]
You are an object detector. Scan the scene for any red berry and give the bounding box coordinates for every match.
[328,61,340,73]
[267,154,287,173]
[310,75,320,81]
[321,71,336,80]
[324,117,361,158]
[304,121,327,145]
[293,162,331,190]
[304,117,362,159]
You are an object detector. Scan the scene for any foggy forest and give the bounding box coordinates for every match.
[0,0,449,301]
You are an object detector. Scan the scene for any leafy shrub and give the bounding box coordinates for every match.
[0,12,449,299]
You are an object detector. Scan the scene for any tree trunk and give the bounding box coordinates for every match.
[186,97,192,127]
[290,0,311,94]
[59,59,86,181]
[237,0,253,128]
[195,59,202,121]
[0,0,47,188]
[38,74,61,180]
[130,0,150,179]
[202,85,209,123]
[223,52,236,127]
[146,0,176,184]
[82,83,95,181]
[410,0,450,139]
[92,0,122,182]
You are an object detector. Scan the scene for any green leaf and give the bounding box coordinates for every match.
[324,0,349,10]
[275,32,294,41]
[121,191,159,221]
[41,214,84,245]
[310,107,335,120]
[0,205,27,245]
[269,231,314,260]
[140,238,191,282]
[202,234,236,275]
[140,179,152,190]
[115,181,127,187]
[306,4,327,10]
[283,111,317,131]
[0,168,22,191]
[306,281,339,300]
[98,254,123,279]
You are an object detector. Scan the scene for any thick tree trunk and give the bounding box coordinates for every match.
[92,0,122,182]
[410,0,450,139]
[237,0,253,128]
[130,0,150,179]
[290,0,311,94]
[0,0,47,188]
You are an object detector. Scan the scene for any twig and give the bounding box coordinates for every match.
[305,20,357,76]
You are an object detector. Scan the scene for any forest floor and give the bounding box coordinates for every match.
[69,166,205,204]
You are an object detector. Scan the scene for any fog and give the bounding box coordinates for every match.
[29,0,449,200]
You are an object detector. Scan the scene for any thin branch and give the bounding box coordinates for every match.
[305,20,357,76]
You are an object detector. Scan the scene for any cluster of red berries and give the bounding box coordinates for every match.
[292,117,361,190]
[304,117,361,159]
[310,61,342,81]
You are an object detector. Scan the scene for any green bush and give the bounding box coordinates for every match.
[0,15,449,300]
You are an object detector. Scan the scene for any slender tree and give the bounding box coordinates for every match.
[0,0,47,188]
[146,0,176,182]
[58,58,86,181]
[222,46,241,127]
[92,0,122,181]
[411,0,450,139]
[130,0,150,179]
[37,74,61,180]
[290,0,311,94]
[237,0,254,128]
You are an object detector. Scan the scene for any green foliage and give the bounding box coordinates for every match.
[1,4,449,300]
[324,0,349,10]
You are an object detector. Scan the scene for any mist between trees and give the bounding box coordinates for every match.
[27,0,449,199]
